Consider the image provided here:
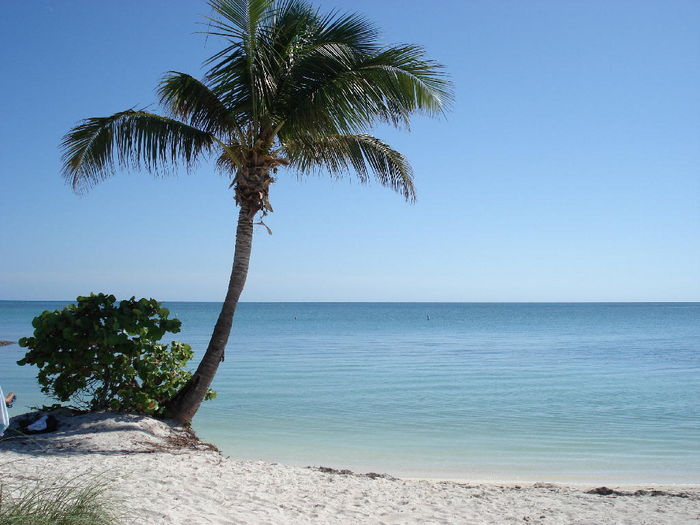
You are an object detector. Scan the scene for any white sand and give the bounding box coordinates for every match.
[1,413,698,524]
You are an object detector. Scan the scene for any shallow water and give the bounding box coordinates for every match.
[1,301,698,483]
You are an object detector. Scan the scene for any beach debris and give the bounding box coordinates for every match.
[163,426,220,452]
[309,466,396,481]
[314,466,353,475]
[19,414,60,434]
[7,407,82,436]
[366,472,393,480]
[532,482,557,489]
[588,486,615,495]
[27,415,49,432]
[133,426,220,454]
[586,486,694,499]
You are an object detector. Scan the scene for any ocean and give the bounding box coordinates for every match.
[1,301,698,484]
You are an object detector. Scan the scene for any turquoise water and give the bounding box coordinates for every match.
[1,301,698,484]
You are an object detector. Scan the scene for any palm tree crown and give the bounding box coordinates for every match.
[60,0,452,424]
[62,0,451,212]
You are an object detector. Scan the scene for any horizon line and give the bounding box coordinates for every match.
[1,299,698,304]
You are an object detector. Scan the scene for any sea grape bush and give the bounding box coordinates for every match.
[18,293,215,416]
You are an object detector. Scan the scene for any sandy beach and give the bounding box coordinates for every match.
[1,413,698,524]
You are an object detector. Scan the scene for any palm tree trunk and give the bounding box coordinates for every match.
[167,205,254,425]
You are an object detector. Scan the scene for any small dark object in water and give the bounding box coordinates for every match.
[0,340,14,347]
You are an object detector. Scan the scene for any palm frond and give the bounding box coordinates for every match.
[263,7,375,127]
[248,0,319,120]
[215,145,246,174]
[158,72,241,138]
[61,110,216,192]
[312,10,380,55]
[277,42,452,138]
[203,43,253,114]
[205,0,277,124]
[360,45,453,116]
[205,0,274,41]
[284,133,415,201]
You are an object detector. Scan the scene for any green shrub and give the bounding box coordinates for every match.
[0,477,120,525]
[18,293,214,416]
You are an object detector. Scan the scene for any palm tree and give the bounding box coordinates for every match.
[61,0,452,425]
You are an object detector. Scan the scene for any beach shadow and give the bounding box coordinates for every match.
[0,412,193,458]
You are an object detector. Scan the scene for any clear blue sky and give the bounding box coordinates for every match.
[1,0,698,302]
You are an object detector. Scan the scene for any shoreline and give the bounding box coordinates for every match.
[1,412,699,524]
[197,433,700,488]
